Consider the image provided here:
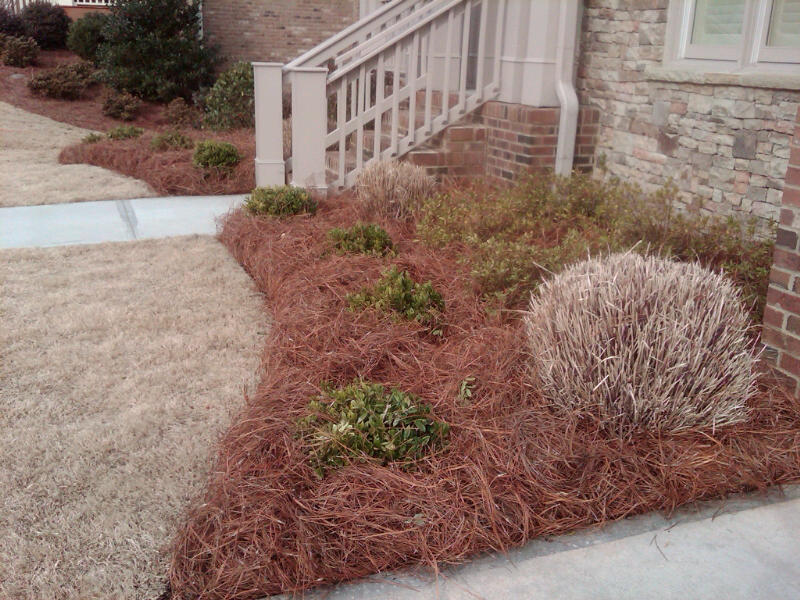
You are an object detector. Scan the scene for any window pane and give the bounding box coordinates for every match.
[691,0,746,45]
[768,0,800,47]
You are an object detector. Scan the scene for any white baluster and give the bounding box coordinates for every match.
[458,2,472,112]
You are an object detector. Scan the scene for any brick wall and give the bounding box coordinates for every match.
[577,0,799,224]
[203,0,358,66]
[763,107,800,393]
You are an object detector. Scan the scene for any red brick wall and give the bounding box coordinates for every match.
[763,106,800,394]
[203,0,359,66]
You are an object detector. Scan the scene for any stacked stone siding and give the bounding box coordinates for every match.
[203,0,358,66]
[577,0,799,224]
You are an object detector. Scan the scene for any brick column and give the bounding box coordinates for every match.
[763,106,800,394]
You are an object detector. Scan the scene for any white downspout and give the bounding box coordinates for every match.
[554,0,581,176]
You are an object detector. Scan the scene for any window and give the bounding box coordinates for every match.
[665,0,800,71]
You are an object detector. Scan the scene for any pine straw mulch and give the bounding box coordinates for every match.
[168,196,800,599]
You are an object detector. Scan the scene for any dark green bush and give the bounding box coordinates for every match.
[150,129,193,151]
[328,223,394,256]
[1,34,38,67]
[348,266,445,333]
[107,125,143,140]
[97,0,217,101]
[27,61,96,99]
[244,185,317,217]
[202,61,254,130]
[297,379,449,476]
[102,90,141,121]
[66,12,109,63]
[164,97,200,128]
[192,140,240,170]
[0,8,25,37]
[20,1,70,49]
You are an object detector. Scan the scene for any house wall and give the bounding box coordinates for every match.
[202,0,359,66]
[577,0,800,225]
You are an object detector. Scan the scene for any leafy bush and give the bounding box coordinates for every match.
[355,159,436,220]
[0,8,25,37]
[328,223,394,256]
[27,61,96,99]
[192,140,240,170]
[244,185,317,217]
[66,12,109,63]
[97,0,217,101]
[102,90,141,121]
[202,61,254,130]
[150,129,193,151]
[525,253,757,435]
[348,266,444,333]
[418,171,773,321]
[297,379,449,476]
[20,1,70,49]
[164,97,200,128]
[82,132,104,143]
[1,34,38,67]
[107,125,143,140]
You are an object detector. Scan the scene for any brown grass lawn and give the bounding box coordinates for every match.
[0,236,267,600]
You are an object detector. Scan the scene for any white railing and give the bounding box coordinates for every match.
[254,0,506,191]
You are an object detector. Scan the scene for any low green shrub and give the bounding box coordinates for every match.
[82,132,104,143]
[297,379,450,476]
[192,140,240,170]
[164,97,200,128]
[66,12,109,63]
[244,185,317,217]
[102,90,141,121]
[150,129,193,151]
[1,34,38,67]
[107,125,143,140]
[328,223,394,256]
[0,8,25,37]
[20,1,70,49]
[348,266,445,333]
[27,61,96,99]
[202,61,254,130]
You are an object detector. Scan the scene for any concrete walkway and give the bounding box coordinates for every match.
[279,486,800,600]
[0,195,245,248]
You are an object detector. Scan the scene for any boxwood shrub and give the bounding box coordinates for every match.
[244,186,317,217]
[192,140,240,170]
[328,223,394,256]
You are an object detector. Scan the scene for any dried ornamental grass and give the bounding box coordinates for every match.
[525,253,758,434]
[355,159,436,219]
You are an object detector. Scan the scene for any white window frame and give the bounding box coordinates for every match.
[665,0,800,72]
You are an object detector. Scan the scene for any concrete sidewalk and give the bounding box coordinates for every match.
[280,486,800,600]
[0,195,245,248]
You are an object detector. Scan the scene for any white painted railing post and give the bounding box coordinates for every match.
[289,67,329,193]
[252,62,285,187]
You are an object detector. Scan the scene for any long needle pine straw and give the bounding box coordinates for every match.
[168,196,800,599]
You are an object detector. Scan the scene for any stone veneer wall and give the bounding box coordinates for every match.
[577,0,800,224]
[202,0,358,66]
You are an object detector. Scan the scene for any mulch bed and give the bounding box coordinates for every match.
[167,197,800,599]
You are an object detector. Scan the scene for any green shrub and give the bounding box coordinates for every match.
[1,35,38,67]
[66,12,109,63]
[192,140,240,170]
[202,61,254,130]
[150,129,193,151]
[27,61,96,99]
[328,223,394,256]
[97,0,217,101]
[20,1,70,49]
[164,97,200,128]
[102,90,141,121]
[244,185,317,217]
[348,266,444,333]
[107,125,143,140]
[0,8,25,37]
[82,132,104,143]
[297,379,449,476]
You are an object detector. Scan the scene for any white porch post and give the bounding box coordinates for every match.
[252,62,285,187]
[289,67,329,193]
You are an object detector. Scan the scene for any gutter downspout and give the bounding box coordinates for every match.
[554,0,581,176]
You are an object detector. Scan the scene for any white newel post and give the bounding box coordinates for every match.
[290,67,328,193]
[252,62,285,187]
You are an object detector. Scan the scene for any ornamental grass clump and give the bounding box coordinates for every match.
[297,380,449,477]
[244,185,316,217]
[348,266,444,333]
[355,159,435,220]
[328,223,394,256]
[525,252,758,435]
